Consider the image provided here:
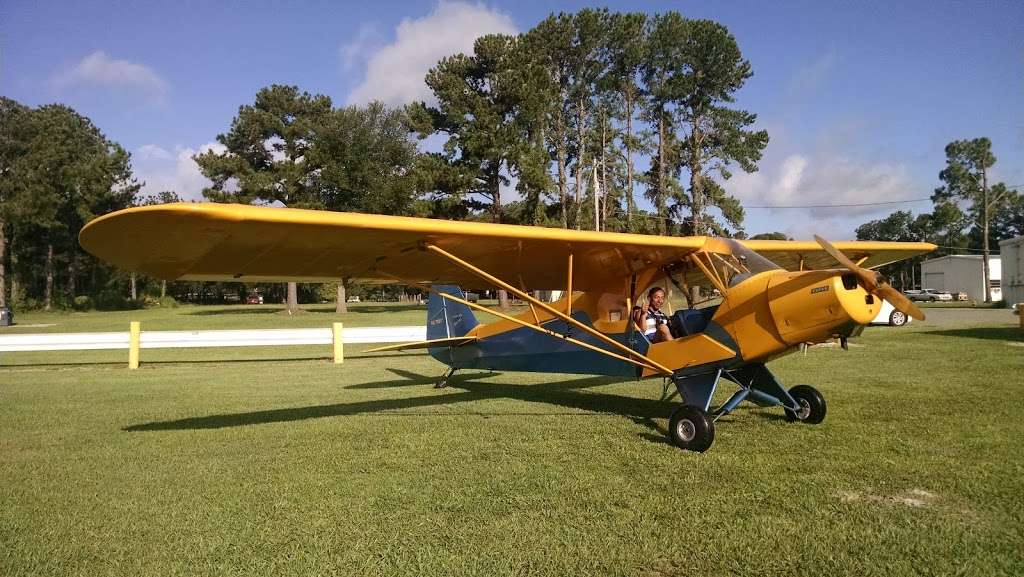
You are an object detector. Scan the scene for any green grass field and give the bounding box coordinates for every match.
[1,304,1022,576]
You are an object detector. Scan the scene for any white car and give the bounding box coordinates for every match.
[871,299,912,327]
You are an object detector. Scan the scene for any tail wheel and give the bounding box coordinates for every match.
[668,405,715,452]
[784,385,827,424]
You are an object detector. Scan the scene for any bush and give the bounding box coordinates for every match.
[73,296,93,311]
[94,291,144,311]
[157,296,179,308]
[10,295,40,311]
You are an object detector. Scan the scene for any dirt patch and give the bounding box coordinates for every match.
[838,488,937,508]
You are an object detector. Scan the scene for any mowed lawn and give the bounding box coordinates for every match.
[1,304,1022,576]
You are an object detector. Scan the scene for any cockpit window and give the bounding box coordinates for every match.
[723,239,782,275]
[659,239,782,308]
[713,240,781,287]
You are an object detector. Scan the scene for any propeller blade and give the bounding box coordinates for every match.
[875,283,926,321]
[813,235,878,291]
[813,235,859,270]
[814,234,924,321]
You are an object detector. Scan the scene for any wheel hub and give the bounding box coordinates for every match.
[676,418,696,442]
[795,398,811,420]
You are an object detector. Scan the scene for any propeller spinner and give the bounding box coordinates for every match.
[813,235,925,321]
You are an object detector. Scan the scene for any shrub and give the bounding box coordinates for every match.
[158,296,179,308]
[12,297,41,311]
[73,296,93,311]
[94,291,145,311]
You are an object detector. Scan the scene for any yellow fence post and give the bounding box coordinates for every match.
[128,321,141,369]
[332,322,344,364]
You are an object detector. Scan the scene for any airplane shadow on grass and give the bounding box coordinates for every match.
[923,326,1024,342]
[123,369,678,442]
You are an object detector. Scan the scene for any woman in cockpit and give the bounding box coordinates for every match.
[632,286,674,343]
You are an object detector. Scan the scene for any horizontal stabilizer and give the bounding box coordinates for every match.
[365,336,478,353]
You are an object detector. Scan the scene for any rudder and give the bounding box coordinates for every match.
[426,285,480,340]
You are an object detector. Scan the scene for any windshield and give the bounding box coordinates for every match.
[703,239,782,288]
[724,239,782,275]
[658,239,783,307]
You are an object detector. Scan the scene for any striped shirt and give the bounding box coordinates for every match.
[644,308,670,337]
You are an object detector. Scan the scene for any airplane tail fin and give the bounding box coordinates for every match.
[426,285,480,340]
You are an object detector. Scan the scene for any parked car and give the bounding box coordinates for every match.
[904,289,953,302]
[346,296,361,303]
[870,299,912,327]
[245,294,263,304]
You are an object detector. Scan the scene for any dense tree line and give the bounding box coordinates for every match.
[0,97,141,310]
[0,89,424,312]
[407,9,768,238]
[193,85,422,313]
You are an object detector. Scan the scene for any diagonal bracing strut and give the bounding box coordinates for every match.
[423,244,675,376]
[433,289,666,374]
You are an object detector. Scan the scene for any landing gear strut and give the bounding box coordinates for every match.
[435,367,457,389]
[665,365,827,452]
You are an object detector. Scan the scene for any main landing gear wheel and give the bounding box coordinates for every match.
[784,385,827,424]
[668,405,715,452]
[889,310,908,326]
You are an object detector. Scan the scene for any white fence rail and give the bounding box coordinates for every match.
[0,325,426,367]
[0,326,426,352]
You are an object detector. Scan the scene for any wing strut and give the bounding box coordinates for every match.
[421,244,675,377]
[433,290,666,374]
[566,253,573,316]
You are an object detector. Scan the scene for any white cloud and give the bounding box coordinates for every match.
[768,154,809,203]
[728,152,919,239]
[734,153,915,216]
[53,51,168,101]
[346,1,517,106]
[137,144,172,161]
[339,23,383,73]
[135,142,226,201]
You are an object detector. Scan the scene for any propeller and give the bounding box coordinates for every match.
[813,235,925,321]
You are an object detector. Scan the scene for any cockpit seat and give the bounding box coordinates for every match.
[670,307,718,337]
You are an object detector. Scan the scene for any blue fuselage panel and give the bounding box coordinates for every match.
[428,312,648,377]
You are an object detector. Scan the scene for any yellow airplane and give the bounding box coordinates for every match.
[80,203,933,452]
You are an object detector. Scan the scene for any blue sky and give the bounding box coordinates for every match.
[3,0,1022,239]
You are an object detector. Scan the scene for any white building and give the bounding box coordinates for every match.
[999,236,1023,305]
[920,255,1001,302]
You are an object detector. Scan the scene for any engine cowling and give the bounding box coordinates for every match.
[766,270,880,345]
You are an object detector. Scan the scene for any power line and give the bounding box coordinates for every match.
[745,198,932,209]
[932,245,1004,254]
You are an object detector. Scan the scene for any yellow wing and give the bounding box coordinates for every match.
[79,203,935,289]
[741,239,935,271]
[79,203,705,289]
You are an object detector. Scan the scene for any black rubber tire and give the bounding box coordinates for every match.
[784,385,827,424]
[889,310,908,327]
[668,405,715,452]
